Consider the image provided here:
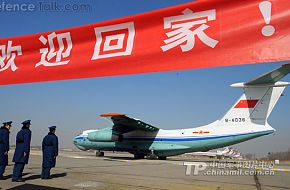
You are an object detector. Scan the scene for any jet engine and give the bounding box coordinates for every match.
[87,129,122,142]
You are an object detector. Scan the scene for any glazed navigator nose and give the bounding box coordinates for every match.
[73,136,88,151]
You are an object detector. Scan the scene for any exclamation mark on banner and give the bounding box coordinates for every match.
[259,1,275,36]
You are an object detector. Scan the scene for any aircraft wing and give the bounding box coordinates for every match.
[100,113,159,134]
[245,63,290,85]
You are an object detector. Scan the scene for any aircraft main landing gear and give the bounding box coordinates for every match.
[158,156,167,160]
[96,151,104,157]
[134,154,145,159]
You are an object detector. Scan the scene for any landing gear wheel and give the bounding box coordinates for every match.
[96,151,104,157]
[147,154,158,160]
[158,156,167,160]
[134,154,145,159]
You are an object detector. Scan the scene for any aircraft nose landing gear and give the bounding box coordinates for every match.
[148,150,167,160]
[147,154,157,160]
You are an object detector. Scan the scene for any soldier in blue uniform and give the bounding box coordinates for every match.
[0,121,12,180]
[41,126,58,179]
[12,120,32,182]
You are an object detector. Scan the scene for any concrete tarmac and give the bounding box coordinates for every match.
[0,150,289,190]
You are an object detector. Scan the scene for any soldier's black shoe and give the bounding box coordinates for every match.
[41,177,52,180]
[12,178,25,182]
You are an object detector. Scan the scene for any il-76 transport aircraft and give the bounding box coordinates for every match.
[74,64,290,160]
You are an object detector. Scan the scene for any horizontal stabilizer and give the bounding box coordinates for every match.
[245,63,290,85]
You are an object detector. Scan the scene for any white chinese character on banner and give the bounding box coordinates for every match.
[35,32,72,67]
[91,22,135,60]
[161,8,219,52]
[0,41,22,72]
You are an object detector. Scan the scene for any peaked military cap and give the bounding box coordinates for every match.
[48,126,56,130]
[2,121,12,126]
[21,120,31,125]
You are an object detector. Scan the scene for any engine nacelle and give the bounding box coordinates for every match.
[87,129,121,142]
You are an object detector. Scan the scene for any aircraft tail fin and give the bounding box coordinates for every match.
[220,64,290,125]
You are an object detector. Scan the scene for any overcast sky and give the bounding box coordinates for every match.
[1,0,290,156]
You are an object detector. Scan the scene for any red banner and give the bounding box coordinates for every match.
[1,0,290,85]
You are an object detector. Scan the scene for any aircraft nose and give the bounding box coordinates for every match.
[73,137,79,146]
[73,135,78,142]
[73,136,81,147]
[73,136,88,151]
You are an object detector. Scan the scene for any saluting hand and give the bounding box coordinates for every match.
[4,151,8,155]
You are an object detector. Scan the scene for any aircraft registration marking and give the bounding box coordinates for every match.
[225,118,246,123]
